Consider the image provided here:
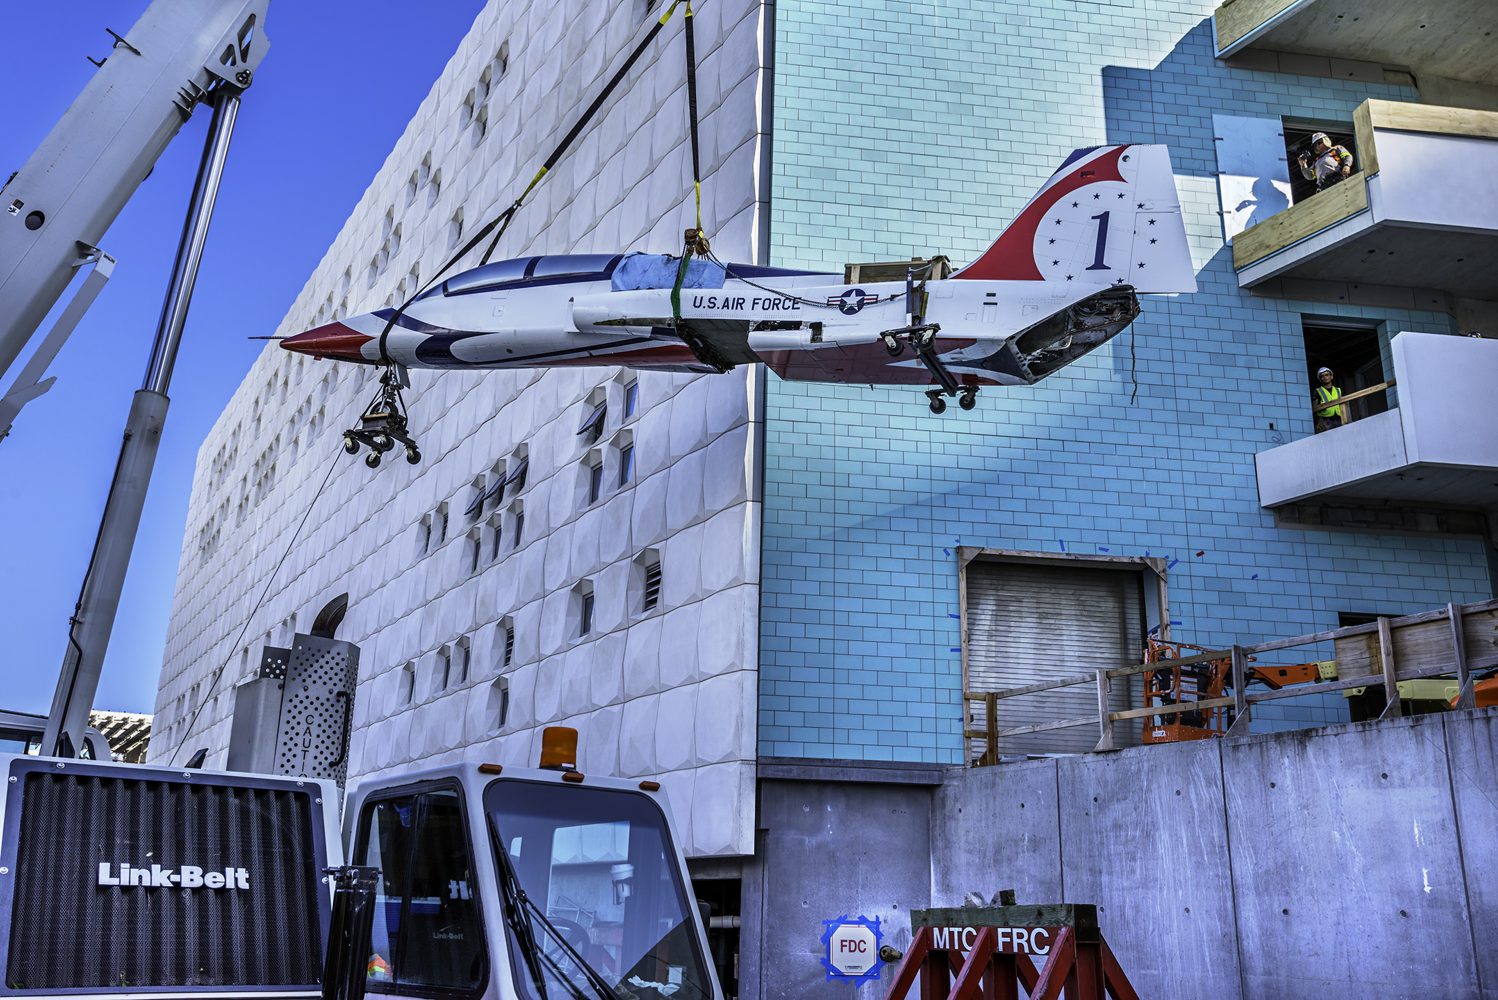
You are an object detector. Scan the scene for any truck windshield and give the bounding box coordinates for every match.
[485,779,713,1000]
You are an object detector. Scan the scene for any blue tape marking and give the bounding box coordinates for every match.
[1251,574,1259,580]
[821,915,884,986]
[949,647,961,653]
[948,613,961,619]
[1058,539,1068,552]
[1167,558,1179,569]
[943,549,951,556]
[1098,546,1111,553]
[1170,620,1181,626]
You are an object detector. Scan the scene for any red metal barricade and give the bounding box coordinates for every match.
[884,905,1137,1000]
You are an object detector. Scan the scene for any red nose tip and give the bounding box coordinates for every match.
[280,322,375,362]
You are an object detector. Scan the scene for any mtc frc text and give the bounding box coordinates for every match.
[928,925,1054,956]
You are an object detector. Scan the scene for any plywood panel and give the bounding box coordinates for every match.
[1214,0,1300,52]
[1231,176,1368,268]
[1369,99,1498,141]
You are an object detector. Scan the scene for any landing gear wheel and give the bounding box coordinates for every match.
[405,448,421,465]
[959,389,978,411]
[928,394,947,415]
[883,335,903,357]
[371,433,393,452]
[343,434,359,455]
[365,451,382,469]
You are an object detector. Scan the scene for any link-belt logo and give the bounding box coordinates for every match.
[96,862,250,890]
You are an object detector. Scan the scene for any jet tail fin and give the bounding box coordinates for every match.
[954,144,1196,294]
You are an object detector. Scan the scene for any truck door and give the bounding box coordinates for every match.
[354,783,488,997]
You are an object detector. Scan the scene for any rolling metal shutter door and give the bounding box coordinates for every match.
[966,561,1144,757]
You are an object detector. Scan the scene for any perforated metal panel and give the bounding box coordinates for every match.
[259,644,291,679]
[273,634,358,783]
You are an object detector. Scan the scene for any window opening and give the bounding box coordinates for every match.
[619,444,635,487]
[1302,321,1388,434]
[456,637,471,685]
[588,461,604,505]
[578,401,607,444]
[502,620,516,668]
[1284,121,1357,205]
[488,513,504,562]
[490,677,510,730]
[399,663,415,706]
[438,646,453,691]
[623,380,639,418]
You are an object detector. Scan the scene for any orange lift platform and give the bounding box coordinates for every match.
[1141,636,1331,743]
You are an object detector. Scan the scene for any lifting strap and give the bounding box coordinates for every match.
[375,0,698,364]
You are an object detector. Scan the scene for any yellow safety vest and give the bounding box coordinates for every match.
[1315,384,1347,421]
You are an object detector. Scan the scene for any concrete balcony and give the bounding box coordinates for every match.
[1232,100,1498,298]
[1212,0,1498,86]
[1256,332,1498,510]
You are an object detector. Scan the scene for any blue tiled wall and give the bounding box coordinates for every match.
[760,1,1493,763]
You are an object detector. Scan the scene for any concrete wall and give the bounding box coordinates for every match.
[931,710,1498,999]
[153,0,770,857]
[743,763,941,1000]
[758,0,1493,764]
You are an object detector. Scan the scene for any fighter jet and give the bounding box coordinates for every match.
[283,144,1195,442]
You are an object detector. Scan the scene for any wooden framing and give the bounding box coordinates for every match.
[963,598,1498,764]
[1212,0,1302,53]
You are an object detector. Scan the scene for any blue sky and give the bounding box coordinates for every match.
[0,1,485,715]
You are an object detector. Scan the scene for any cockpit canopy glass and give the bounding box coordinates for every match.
[442,255,623,297]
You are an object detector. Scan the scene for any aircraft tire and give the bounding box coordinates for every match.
[929,396,947,415]
[959,391,978,411]
[365,451,382,469]
[343,435,359,455]
[405,448,421,465]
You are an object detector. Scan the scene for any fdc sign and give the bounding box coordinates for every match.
[820,914,883,986]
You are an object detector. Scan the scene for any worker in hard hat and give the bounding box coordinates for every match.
[1313,366,1349,432]
[1297,133,1354,191]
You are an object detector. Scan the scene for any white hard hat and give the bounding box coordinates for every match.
[1311,132,1331,145]
[1317,366,1333,376]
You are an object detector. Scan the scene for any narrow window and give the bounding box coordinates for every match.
[399,663,415,705]
[588,461,604,504]
[512,506,525,546]
[580,593,595,636]
[456,637,471,685]
[491,677,510,729]
[643,560,662,612]
[624,380,639,418]
[437,503,449,545]
[438,646,453,691]
[502,621,515,668]
[618,444,635,487]
[488,513,504,562]
[578,400,607,444]
[421,513,434,554]
[468,529,482,574]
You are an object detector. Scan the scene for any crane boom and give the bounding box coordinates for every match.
[0,0,268,398]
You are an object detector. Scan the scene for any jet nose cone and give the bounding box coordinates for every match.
[280,322,376,362]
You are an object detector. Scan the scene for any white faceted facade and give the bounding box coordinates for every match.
[151,0,769,858]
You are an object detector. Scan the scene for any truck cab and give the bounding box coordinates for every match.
[345,758,719,1000]
[0,730,718,1000]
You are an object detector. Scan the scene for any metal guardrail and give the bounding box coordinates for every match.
[964,598,1498,765]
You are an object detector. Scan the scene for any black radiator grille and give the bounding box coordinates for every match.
[5,769,326,992]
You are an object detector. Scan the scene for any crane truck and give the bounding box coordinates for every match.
[0,4,720,1000]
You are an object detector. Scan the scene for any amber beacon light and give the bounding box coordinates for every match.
[539,726,579,770]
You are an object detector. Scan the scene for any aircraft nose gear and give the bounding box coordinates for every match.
[342,364,421,467]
